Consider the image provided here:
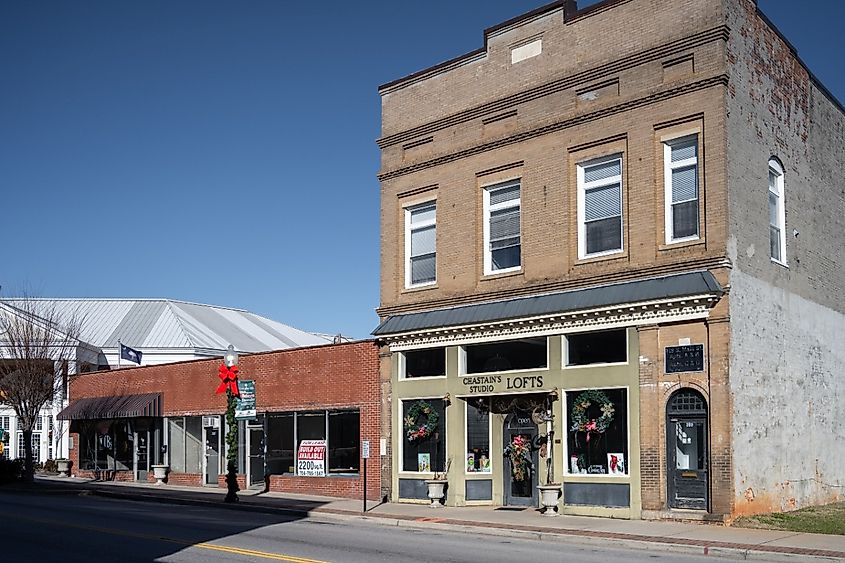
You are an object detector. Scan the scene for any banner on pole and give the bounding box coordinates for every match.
[234,379,256,420]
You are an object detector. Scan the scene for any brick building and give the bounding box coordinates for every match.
[373,0,843,520]
[61,340,382,500]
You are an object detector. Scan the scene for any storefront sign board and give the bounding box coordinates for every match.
[297,439,326,476]
[235,380,257,420]
[459,374,546,395]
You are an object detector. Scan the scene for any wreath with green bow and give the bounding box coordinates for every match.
[570,389,615,440]
[404,400,439,442]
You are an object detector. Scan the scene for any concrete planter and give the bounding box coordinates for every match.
[56,459,71,478]
[424,479,448,508]
[151,464,169,485]
[537,484,561,516]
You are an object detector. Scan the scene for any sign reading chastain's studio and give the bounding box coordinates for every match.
[235,379,256,420]
[297,440,326,477]
[461,374,546,395]
[665,345,705,373]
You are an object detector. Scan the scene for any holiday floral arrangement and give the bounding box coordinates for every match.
[570,389,615,443]
[404,400,440,442]
[503,435,533,482]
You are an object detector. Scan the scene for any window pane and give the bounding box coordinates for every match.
[466,402,490,473]
[769,170,778,193]
[410,204,435,225]
[670,139,697,162]
[769,192,779,226]
[491,245,521,270]
[411,253,436,285]
[404,348,446,378]
[402,399,446,472]
[567,329,627,366]
[586,216,622,254]
[328,411,359,473]
[410,225,435,257]
[113,422,131,471]
[584,183,621,221]
[567,388,628,475]
[489,184,519,206]
[266,413,294,475]
[298,412,326,441]
[672,200,699,239]
[583,160,620,183]
[465,337,547,373]
[490,207,520,242]
[770,226,782,261]
[671,165,697,203]
[168,418,186,472]
[185,417,203,474]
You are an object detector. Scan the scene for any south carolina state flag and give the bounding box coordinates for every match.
[120,343,143,365]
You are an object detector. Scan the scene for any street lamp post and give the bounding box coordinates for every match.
[219,344,240,503]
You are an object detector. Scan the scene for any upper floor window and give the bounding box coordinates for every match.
[401,347,446,379]
[578,155,623,258]
[464,337,548,374]
[768,159,787,265]
[405,202,436,287]
[483,181,521,274]
[664,136,699,243]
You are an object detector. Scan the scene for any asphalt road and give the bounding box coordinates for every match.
[0,490,763,562]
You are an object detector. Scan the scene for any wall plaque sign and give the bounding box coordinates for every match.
[665,345,704,373]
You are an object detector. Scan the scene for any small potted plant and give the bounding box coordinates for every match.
[56,458,72,478]
[151,464,169,485]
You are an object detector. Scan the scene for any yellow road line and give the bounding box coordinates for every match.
[13,514,328,563]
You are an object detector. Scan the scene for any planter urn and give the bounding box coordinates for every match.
[56,459,71,478]
[537,484,561,516]
[424,479,448,508]
[151,464,169,485]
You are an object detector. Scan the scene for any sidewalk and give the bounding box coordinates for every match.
[30,475,845,562]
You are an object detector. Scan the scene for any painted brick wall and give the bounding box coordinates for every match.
[67,340,383,500]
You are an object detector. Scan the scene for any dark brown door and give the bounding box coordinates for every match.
[667,390,709,510]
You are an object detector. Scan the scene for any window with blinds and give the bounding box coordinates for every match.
[768,159,786,265]
[578,156,623,257]
[484,181,521,274]
[664,136,700,243]
[405,202,437,287]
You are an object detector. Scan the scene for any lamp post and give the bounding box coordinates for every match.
[219,344,240,503]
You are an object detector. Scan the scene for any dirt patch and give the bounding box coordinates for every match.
[734,502,845,535]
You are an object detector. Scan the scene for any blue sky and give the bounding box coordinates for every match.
[1,1,842,339]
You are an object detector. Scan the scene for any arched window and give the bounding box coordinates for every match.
[768,158,787,265]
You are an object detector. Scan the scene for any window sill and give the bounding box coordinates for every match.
[481,267,523,281]
[658,237,705,252]
[563,474,630,482]
[402,282,438,295]
[575,250,627,266]
[771,258,789,269]
[398,375,447,382]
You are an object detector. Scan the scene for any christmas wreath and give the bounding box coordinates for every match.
[570,389,615,442]
[404,400,439,442]
[503,435,532,482]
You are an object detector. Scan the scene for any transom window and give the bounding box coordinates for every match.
[768,159,787,265]
[402,347,446,379]
[578,156,623,258]
[483,181,521,274]
[464,337,548,374]
[664,136,700,243]
[405,202,437,287]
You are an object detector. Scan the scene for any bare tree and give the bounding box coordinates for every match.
[0,296,84,482]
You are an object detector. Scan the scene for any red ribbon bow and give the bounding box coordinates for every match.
[216,363,240,396]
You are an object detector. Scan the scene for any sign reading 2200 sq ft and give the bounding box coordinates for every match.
[461,374,545,394]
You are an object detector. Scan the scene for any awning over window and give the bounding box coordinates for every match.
[58,393,162,420]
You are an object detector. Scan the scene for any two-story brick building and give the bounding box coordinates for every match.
[373,0,844,520]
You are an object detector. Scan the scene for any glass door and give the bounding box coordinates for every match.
[204,421,221,485]
[503,411,538,507]
[668,417,708,509]
[247,416,265,487]
[135,430,149,481]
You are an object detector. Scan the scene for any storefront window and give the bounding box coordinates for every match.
[465,401,490,473]
[266,413,294,475]
[566,329,627,366]
[328,411,359,473]
[401,399,446,473]
[465,337,547,374]
[566,388,628,475]
[74,419,134,471]
[402,347,446,378]
[168,416,202,474]
[298,412,325,441]
[168,418,186,472]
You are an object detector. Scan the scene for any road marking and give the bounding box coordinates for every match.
[13,514,328,563]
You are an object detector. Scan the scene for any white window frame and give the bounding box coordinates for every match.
[483,179,522,275]
[577,155,624,259]
[464,400,492,475]
[562,328,630,369]
[399,347,447,380]
[562,385,631,479]
[404,201,437,289]
[664,135,700,244]
[398,397,447,475]
[768,159,787,266]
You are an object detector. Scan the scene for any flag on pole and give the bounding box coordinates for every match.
[120,343,143,365]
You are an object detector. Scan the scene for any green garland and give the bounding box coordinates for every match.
[570,389,615,434]
[404,400,439,442]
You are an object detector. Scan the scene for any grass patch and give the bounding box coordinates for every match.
[734,502,845,535]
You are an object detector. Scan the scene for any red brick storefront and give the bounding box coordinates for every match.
[65,340,382,500]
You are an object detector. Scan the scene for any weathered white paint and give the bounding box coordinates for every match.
[730,269,845,512]
[511,39,542,64]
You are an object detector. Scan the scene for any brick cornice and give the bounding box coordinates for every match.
[378,73,729,181]
[377,25,729,150]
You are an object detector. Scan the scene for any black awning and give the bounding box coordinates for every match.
[58,393,161,420]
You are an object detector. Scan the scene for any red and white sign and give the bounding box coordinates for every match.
[296,439,326,476]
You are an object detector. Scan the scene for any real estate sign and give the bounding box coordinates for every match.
[297,439,326,476]
[235,379,256,420]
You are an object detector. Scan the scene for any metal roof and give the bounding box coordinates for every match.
[373,271,722,336]
[1,298,332,352]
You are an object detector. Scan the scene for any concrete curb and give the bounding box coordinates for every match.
[67,486,845,563]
